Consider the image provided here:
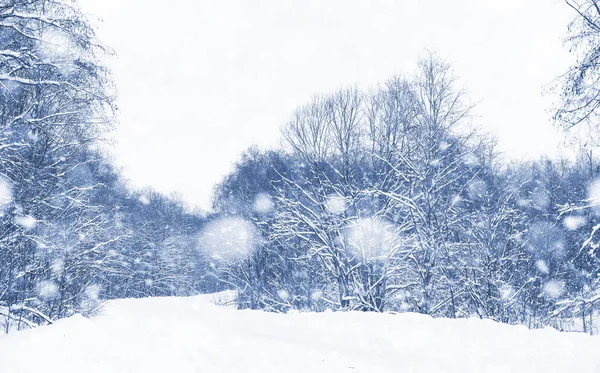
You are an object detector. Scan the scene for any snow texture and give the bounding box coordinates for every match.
[1,292,600,372]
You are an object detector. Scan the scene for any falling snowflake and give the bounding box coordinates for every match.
[325,194,347,215]
[277,289,290,300]
[344,218,399,259]
[14,215,37,230]
[500,285,514,301]
[463,153,479,166]
[138,195,150,205]
[51,259,64,275]
[0,178,12,214]
[563,215,586,231]
[310,290,323,300]
[85,284,102,300]
[254,193,274,214]
[531,188,550,210]
[535,260,549,274]
[198,217,259,261]
[37,280,59,301]
[542,280,565,299]
[468,180,487,199]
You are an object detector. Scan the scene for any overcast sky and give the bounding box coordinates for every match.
[78,0,574,211]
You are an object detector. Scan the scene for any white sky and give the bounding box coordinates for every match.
[78,0,574,211]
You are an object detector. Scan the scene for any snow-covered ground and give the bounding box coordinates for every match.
[1,292,600,373]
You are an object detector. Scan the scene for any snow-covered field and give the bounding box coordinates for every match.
[1,292,600,373]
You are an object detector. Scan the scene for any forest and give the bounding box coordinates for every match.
[2,0,600,337]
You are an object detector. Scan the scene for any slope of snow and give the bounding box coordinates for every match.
[1,292,600,373]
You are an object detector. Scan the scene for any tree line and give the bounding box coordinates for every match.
[210,54,600,333]
[4,0,600,336]
[0,0,216,333]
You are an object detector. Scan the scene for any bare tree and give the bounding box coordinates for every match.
[556,1,600,129]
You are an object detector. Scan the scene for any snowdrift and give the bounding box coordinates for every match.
[1,292,599,373]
